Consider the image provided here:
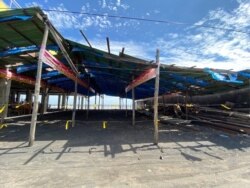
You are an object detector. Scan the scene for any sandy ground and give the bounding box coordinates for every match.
[0,110,250,188]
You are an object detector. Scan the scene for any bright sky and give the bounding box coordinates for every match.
[3,0,250,105]
[12,0,249,71]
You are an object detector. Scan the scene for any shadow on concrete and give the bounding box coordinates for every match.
[0,110,250,164]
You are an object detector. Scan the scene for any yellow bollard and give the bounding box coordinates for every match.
[103,121,107,129]
[0,124,7,129]
[65,120,72,130]
[0,105,6,113]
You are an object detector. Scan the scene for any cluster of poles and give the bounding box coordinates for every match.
[28,16,161,147]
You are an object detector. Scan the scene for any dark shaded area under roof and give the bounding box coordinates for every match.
[0,7,249,99]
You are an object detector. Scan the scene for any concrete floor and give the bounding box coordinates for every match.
[0,110,250,187]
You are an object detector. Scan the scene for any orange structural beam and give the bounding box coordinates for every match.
[43,50,95,93]
[125,68,156,92]
[0,68,65,92]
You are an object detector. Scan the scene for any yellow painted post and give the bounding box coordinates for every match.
[65,120,72,130]
[102,121,107,129]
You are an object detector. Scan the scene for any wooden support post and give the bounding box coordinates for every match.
[81,96,84,110]
[72,79,77,127]
[153,49,160,145]
[78,96,80,110]
[86,77,90,119]
[162,95,166,115]
[85,96,87,110]
[102,95,104,109]
[185,90,188,120]
[87,95,90,119]
[132,86,135,126]
[29,24,49,147]
[66,95,69,110]
[119,97,121,110]
[41,88,49,114]
[80,30,92,48]
[95,94,97,110]
[106,37,110,54]
[57,94,61,110]
[61,94,66,110]
[125,92,128,117]
[98,94,101,110]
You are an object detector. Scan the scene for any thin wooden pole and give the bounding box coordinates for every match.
[106,37,110,54]
[154,49,160,145]
[119,97,121,110]
[57,94,61,110]
[185,90,188,120]
[81,96,84,110]
[86,76,90,119]
[162,95,166,115]
[102,95,104,109]
[98,94,101,110]
[29,24,49,147]
[66,95,69,110]
[125,92,128,117]
[132,86,135,126]
[72,79,77,127]
[95,94,97,110]
[80,30,92,48]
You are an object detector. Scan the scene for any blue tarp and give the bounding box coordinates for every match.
[0,15,32,23]
[204,68,243,84]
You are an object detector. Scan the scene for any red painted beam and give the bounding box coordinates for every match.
[43,50,95,93]
[125,68,156,92]
[0,68,65,92]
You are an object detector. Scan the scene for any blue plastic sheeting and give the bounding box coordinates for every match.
[17,64,49,73]
[0,45,38,57]
[48,77,70,84]
[52,79,94,96]
[204,68,243,84]
[41,71,61,79]
[168,73,208,87]
[0,45,59,57]
[0,15,32,23]
[238,71,250,78]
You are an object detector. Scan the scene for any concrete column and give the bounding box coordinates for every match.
[0,78,11,121]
